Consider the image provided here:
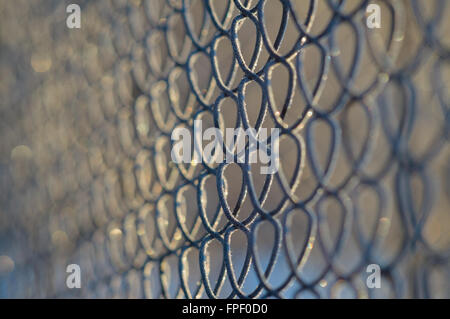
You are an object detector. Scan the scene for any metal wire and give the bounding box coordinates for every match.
[0,0,449,298]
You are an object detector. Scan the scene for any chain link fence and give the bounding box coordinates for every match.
[0,0,449,298]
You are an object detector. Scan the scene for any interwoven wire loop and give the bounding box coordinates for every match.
[0,0,449,298]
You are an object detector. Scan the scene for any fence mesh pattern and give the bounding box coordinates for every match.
[0,0,449,298]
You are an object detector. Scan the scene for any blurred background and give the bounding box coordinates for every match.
[0,0,449,298]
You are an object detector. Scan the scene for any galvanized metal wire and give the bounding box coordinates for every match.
[0,0,449,298]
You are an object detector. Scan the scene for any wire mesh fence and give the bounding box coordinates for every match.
[0,0,449,298]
